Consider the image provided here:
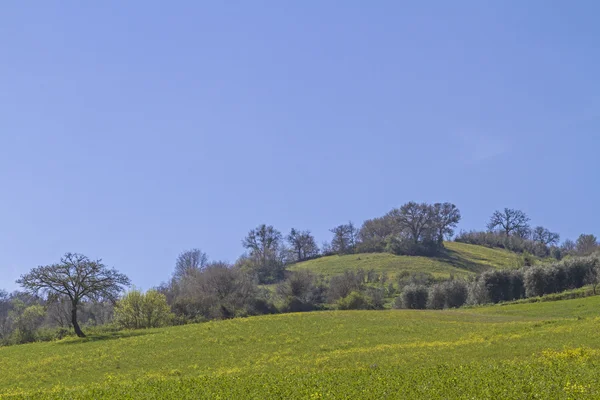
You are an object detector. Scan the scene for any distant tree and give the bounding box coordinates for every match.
[357,217,395,253]
[242,225,285,283]
[576,234,599,256]
[531,226,560,246]
[286,229,319,262]
[174,249,208,280]
[174,262,265,319]
[243,224,282,263]
[17,253,130,337]
[487,208,530,237]
[0,290,10,341]
[561,239,576,255]
[330,222,358,255]
[432,203,462,243]
[390,202,437,245]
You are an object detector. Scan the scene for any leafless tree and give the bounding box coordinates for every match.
[433,202,462,242]
[287,229,319,262]
[330,222,358,255]
[17,253,130,337]
[487,208,530,237]
[532,226,560,246]
[174,249,209,280]
[576,234,599,256]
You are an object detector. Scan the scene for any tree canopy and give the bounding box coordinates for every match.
[17,253,130,337]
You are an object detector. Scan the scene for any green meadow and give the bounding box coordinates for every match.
[288,241,524,279]
[2,295,600,399]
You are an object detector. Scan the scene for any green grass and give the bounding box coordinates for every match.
[2,296,600,398]
[288,242,523,280]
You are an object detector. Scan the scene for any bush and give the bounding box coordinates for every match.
[427,284,446,309]
[13,304,45,344]
[327,271,364,302]
[428,280,468,309]
[337,291,370,310]
[467,270,524,305]
[115,289,174,329]
[524,255,600,298]
[398,285,428,309]
[277,270,326,313]
[366,287,386,310]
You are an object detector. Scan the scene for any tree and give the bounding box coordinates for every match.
[174,249,208,281]
[576,234,598,256]
[357,217,395,252]
[432,203,461,243]
[487,208,530,237]
[390,202,437,245]
[561,239,576,255]
[286,229,319,262]
[243,224,282,263]
[242,225,285,283]
[532,226,560,246]
[17,253,130,337]
[0,290,10,341]
[174,262,264,319]
[330,222,358,255]
[115,289,173,329]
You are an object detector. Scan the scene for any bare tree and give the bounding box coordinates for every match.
[532,226,560,246]
[576,234,599,256]
[243,224,282,263]
[433,202,462,242]
[561,239,576,255]
[487,208,530,237]
[287,229,319,262]
[17,253,130,337]
[174,249,209,280]
[330,222,358,255]
[242,224,285,283]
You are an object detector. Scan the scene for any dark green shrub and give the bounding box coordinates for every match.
[337,291,370,310]
[399,285,428,309]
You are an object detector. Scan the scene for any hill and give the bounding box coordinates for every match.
[1,295,600,398]
[288,241,524,280]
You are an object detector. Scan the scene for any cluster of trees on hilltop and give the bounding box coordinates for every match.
[456,207,599,259]
[231,201,462,285]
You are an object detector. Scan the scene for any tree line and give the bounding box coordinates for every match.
[1,202,598,345]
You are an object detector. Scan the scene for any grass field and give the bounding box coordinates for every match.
[2,295,600,399]
[288,242,524,280]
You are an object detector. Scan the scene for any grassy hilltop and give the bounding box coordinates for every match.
[288,241,524,280]
[2,295,600,399]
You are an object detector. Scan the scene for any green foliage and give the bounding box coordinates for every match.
[428,280,468,309]
[336,291,370,310]
[115,289,174,329]
[398,284,428,309]
[524,255,600,298]
[12,304,45,344]
[289,242,522,281]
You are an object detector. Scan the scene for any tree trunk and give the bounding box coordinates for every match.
[71,303,86,338]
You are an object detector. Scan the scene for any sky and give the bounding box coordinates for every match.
[1,1,599,292]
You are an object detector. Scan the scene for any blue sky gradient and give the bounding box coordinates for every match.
[1,1,599,291]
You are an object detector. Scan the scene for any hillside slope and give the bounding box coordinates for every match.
[1,296,600,398]
[288,241,523,279]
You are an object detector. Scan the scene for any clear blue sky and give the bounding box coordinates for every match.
[1,1,598,291]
